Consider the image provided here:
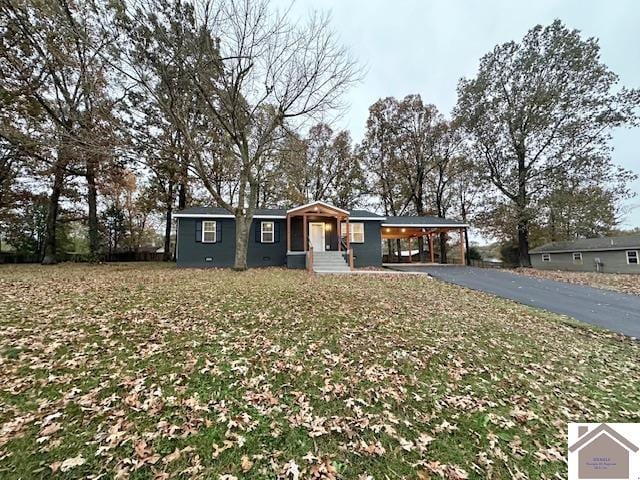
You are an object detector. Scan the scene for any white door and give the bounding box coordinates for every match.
[309,223,325,252]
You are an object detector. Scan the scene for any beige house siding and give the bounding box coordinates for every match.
[530,249,640,274]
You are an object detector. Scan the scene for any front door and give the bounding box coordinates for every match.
[309,222,325,252]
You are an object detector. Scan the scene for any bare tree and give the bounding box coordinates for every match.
[114,0,359,270]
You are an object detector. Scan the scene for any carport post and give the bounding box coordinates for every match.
[459,228,465,265]
[429,234,434,263]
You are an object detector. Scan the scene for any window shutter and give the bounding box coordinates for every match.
[216,221,221,243]
[274,222,280,243]
[195,221,202,242]
[255,222,261,243]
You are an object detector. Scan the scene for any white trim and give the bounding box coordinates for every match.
[261,221,275,243]
[572,252,583,264]
[341,221,364,243]
[174,213,286,219]
[202,220,216,243]
[286,200,349,215]
[381,223,468,228]
[541,253,551,262]
[626,250,639,265]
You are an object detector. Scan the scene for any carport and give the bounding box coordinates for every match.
[381,216,469,265]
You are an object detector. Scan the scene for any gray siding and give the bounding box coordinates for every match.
[177,217,286,268]
[177,216,383,269]
[351,221,382,267]
[176,217,236,268]
[530,249,640,274]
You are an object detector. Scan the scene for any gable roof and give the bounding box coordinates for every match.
[530,235,640,254]
[382,216,468,228]
[286,201,349,215]
[569,424,639,453]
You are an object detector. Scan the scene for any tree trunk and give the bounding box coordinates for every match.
[439,232,448,264]
[163,181,174,262]
[464,229,470,266]
[86,160,99,261]
[418,236,425,262]
[42,162,65,265]
[396,238,401,263]
[178,181,187,210]
[517,216,531,267]
[233,214,251,270]
[517,154,531,267]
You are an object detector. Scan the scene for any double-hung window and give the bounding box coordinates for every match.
[261,221,274,243]
[572,252,583,264]
[627,250,639,265]
[340,222,364,243]
[202,221,216,243]
[541,253,551,262]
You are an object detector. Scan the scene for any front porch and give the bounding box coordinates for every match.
[286,201,354,271]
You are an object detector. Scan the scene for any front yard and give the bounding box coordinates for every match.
[1,264,639,479]
[514,268,640,295]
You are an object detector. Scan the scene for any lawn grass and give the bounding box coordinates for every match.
[0,263,639,479]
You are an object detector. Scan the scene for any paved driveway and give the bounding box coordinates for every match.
[388,265,640,338]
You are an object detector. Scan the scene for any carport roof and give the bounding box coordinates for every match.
[530,235,640,254]
[382,216,468,228]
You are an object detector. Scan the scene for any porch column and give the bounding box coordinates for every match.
[287,215,291,252]
[337,218,342,252]
[303,214,308,251]
[345,217,350,252]
[459,228,465,265]
[429,233,434,263]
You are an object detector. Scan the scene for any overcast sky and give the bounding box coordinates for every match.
[281,0,640,229]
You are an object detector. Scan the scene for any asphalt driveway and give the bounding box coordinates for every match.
[388,265,640,338]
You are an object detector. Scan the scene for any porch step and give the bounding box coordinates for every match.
[312,251,350,273]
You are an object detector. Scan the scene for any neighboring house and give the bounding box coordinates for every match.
[530,235,640,274]
[569,424,638,479]
[174,201,468,271]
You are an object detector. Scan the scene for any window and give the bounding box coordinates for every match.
[340,222,364,243]
[202,221,216,243]
[261,221,274,243]
[627,250,638,265]
[541,253,551,262]
[572,252,583,264]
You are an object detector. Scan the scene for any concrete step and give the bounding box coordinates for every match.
[314,267,351,273]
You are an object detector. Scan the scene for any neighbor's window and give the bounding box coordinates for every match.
[261,221,274,243]
[202,221,216,243]
[572,252,583,264]
[541,253,551,262]
[341,222,364,243]
[627,250,639,265]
